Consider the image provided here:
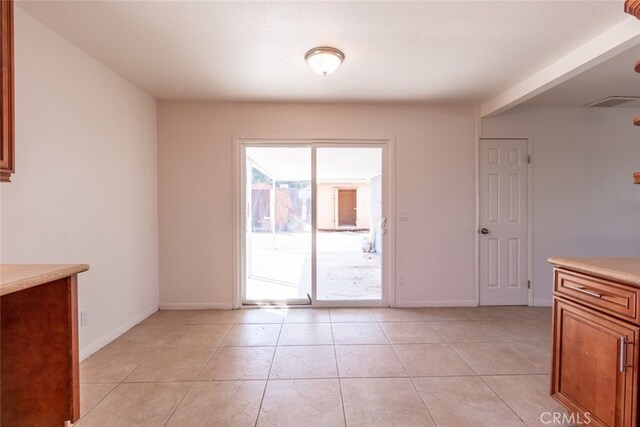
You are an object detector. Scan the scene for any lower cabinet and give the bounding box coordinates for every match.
[552,298,639,426]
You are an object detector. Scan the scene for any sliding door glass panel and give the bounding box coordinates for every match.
[316,147,383,301]
[244,146,312,302]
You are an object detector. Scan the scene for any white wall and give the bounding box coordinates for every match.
[158,102,477,308]
[482,106,640,305]
[356,184,371,229]
[317,184,335,229]
[370,174,383,254]
[0,8,159,358]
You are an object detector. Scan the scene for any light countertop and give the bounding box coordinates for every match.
[548,257,640,287]
[0,264,89,296]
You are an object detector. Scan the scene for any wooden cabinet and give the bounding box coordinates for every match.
[1,264,89,426]
[552,267,640,427]
[0,0,14,182]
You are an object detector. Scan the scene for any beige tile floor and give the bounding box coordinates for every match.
[75,306,569,427]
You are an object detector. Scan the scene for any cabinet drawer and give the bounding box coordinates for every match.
[554,269,640,323]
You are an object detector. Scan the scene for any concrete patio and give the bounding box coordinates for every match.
[246,230,381,301]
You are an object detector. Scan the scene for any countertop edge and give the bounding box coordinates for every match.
[548,257,640,287]
[1,264,90,296]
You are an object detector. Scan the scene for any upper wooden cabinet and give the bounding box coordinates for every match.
[0,0,14,183]
[626,0,640,19]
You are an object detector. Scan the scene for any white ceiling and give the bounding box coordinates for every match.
[17,1,629,104]
[524,45,640,108]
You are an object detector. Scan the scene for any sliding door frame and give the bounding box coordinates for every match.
[232,135,396,309]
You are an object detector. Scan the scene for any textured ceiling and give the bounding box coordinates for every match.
[17,1,629,103]
[525,45,640,107]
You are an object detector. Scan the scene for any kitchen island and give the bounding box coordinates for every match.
[1,264,89,426]
[549,257,640,427]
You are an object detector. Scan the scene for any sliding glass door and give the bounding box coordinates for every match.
[242,142,386,306]
[244,146,312,304]
[315,147,383,301]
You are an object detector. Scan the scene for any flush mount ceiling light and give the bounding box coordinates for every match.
[305,47,345,76]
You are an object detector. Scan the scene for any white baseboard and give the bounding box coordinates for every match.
[533,299,552,307]
[158,302,233,310]
[79,305,158,361]
[395,300,478,308]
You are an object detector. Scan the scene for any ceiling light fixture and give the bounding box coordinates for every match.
[305,47,345,76]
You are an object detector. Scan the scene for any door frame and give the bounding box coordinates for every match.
[476,136,534,306]
[232,135,396,309]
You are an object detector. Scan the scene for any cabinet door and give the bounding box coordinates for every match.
[552,298,639,427]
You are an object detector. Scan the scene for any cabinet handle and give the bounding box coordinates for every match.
[620,337,627,372]
[566,285,602,298]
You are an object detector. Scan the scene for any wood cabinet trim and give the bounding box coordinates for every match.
[0,0,14,183]
[68,274,80,422]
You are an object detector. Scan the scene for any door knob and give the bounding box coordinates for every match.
[480,228,489,235]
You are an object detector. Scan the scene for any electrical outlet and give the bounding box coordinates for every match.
[399,275,406,286]
[80,309,88,327]
[399,210,409,221]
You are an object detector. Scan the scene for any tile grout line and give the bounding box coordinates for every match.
[408,377,443,427]
[427,320,450,345]
[418,318,528,421]
[162,314,235,426]
[329,320,349,426]
[476,374,528,426]
[387,338,439,426]
[77,314,206,424]
[72,383,118,425]
[114,346,160,384]
[446,341,482,377]
[193,327,233,383]
[254,322,284,427]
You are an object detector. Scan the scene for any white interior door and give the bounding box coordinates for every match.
[479,139,529,306]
